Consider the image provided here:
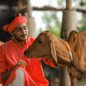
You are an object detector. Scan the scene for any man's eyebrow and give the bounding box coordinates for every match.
[19,25,27,27]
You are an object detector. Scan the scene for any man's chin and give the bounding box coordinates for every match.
[21,38,27,41]
[16,38,27,42]
[21,37,28,40]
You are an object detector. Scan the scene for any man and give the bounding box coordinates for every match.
[0,14,56,86]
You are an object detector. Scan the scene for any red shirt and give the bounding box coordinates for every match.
[0,37,56,86]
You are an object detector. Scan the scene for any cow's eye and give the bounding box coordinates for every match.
[38,39,43,44]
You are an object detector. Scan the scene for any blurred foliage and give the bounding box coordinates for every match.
[78,13,86,32]
[50,26,60,37]
[57,0,65,7]
[41,0,86,36]
[42,12,61,37]
[80,0,86,6]
[78,25,86,32]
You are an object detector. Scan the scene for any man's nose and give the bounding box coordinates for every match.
[21,29,26,34]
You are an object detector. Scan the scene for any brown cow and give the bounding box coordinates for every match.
[24,30,86,86]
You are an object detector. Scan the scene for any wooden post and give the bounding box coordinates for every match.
[60,0,77,86]
[61,0,77,40]
[26,0,36,37]
[66,0,72,10]
[60,66,71,86]
[61,10,77,40]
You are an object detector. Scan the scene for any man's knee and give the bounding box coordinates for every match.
[8,68,25,86]
[16,68,24,79]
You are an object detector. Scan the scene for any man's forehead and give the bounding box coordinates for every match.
[13,23,27,32]
[17,23,27,28]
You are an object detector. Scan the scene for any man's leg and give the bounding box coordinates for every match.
[8,69,25,86]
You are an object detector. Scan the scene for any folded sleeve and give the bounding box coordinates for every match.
[42,58,57,68]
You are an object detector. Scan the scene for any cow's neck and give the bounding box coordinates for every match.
[54,37,71,65]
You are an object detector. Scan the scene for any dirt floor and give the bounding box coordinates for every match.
[78,77,86,86]
[49,77,86,86]
[0,78,86,86]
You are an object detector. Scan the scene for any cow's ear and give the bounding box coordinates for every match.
[67,30,78,43]
[50,40,57,64]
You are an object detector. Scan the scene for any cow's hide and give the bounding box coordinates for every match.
[24,30,86,86]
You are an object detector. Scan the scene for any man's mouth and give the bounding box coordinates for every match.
[21,34,28,37]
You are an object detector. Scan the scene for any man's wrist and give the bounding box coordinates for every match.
[17,60,27,67]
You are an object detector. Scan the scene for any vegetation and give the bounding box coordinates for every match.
[42,12,61,37]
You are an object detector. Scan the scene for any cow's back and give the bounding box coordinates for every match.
[68,31,86,73]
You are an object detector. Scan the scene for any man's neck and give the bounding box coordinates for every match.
[13,39,26,44]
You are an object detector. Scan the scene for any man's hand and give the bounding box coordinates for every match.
[17,60,27,68]
[1,60,27,82]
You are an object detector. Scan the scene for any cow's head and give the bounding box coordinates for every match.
[24,31,57,64]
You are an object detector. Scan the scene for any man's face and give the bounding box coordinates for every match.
[12,23,28,42]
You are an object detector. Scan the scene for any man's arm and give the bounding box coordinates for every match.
[1,60,27,82]
[1,65,17,82]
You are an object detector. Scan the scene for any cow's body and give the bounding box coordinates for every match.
[24,30,86,86]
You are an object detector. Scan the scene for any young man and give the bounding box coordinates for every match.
[0,15,56,86]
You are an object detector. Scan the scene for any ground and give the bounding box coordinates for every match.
[78,77,86,86]
[0,78,86,86]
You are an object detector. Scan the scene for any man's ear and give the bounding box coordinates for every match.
[67,30,78,43]
[50,40,57,64]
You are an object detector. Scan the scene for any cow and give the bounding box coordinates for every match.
[24,30,86,86]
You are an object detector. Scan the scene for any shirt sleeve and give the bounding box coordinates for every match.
[0,46,7,73]
[42,58,57,68]
[30,37,35,44]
